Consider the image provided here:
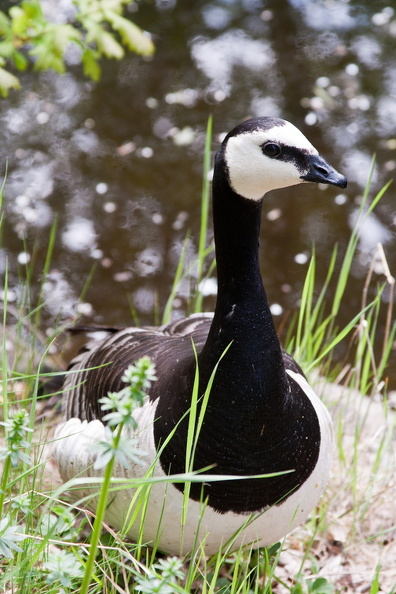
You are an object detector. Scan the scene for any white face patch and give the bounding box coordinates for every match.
[224,121,319,201]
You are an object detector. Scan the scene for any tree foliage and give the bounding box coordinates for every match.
[0,0,155,97]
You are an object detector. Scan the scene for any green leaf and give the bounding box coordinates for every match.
[0,66,20,97]
[44,549,84,587]
[84,19,125,58]
[0,517,27,559]
[29,38,66,73]
[9,0,46,36]
[12,49,28,71]
[106,12,154,56]
[51,23,81,52]
[94,27,124,59]
[290,580,304,594]
[308,577,335,594]
[0,41,14,59]
[82,47,101,81]
[40,507,77,538]
[9,6,31,36]
[0,0,155,96]
[0,11,12,35]
[28,23,81,72]
[16,0,43,21]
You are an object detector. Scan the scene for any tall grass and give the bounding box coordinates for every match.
[1,135,395,593]
[289,158,394,394]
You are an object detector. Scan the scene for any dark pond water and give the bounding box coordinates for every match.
[1,0,395,388]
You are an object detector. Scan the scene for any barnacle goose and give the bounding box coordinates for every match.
[54,117,347,555]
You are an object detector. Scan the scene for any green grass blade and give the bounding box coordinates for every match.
[162,232,190,325]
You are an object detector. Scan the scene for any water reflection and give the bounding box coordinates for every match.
[62,218,97,253]
[350,209,393,260]
[1,0,395,385]
[191,30,274,98]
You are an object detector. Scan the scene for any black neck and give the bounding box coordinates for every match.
[198,157,287,400]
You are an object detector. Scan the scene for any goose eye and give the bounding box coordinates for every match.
[263,143,282,158]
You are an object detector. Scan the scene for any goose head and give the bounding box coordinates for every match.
[219,117,347,201]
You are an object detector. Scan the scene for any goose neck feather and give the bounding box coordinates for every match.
[199,150,286,399]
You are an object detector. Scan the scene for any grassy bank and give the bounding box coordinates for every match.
[1,133,395,592]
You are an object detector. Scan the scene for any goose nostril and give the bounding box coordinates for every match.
[316,165,329,176]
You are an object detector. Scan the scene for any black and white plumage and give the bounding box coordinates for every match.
[54,117,347,555]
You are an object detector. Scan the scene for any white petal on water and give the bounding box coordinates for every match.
[103,202,117,213]
[202,5,232,30]
[345,63,359,76]
[62,217,97,253]
[96,182,108,195]
[316,76,330,87]
[191,30,274,91]
[198,277,217,297]
[291,0,354,30]
[36,111,50,124]
[76,302,94,316]
[172,127,196,146]
[17,252,31,265]
[270,303,283,316]
[349,209,393,254]
[135,247,163,277]
[267,208,282,221]
[132,287,155,313]
[250,96,281,119]
[41,270,78,319]
[305,112,318,126]
[164,89,199,107]
[334,194,348,206]
[71,128,100,154]
[295,253,309,265]
[343,150,378,187]
[139,147,154,158]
